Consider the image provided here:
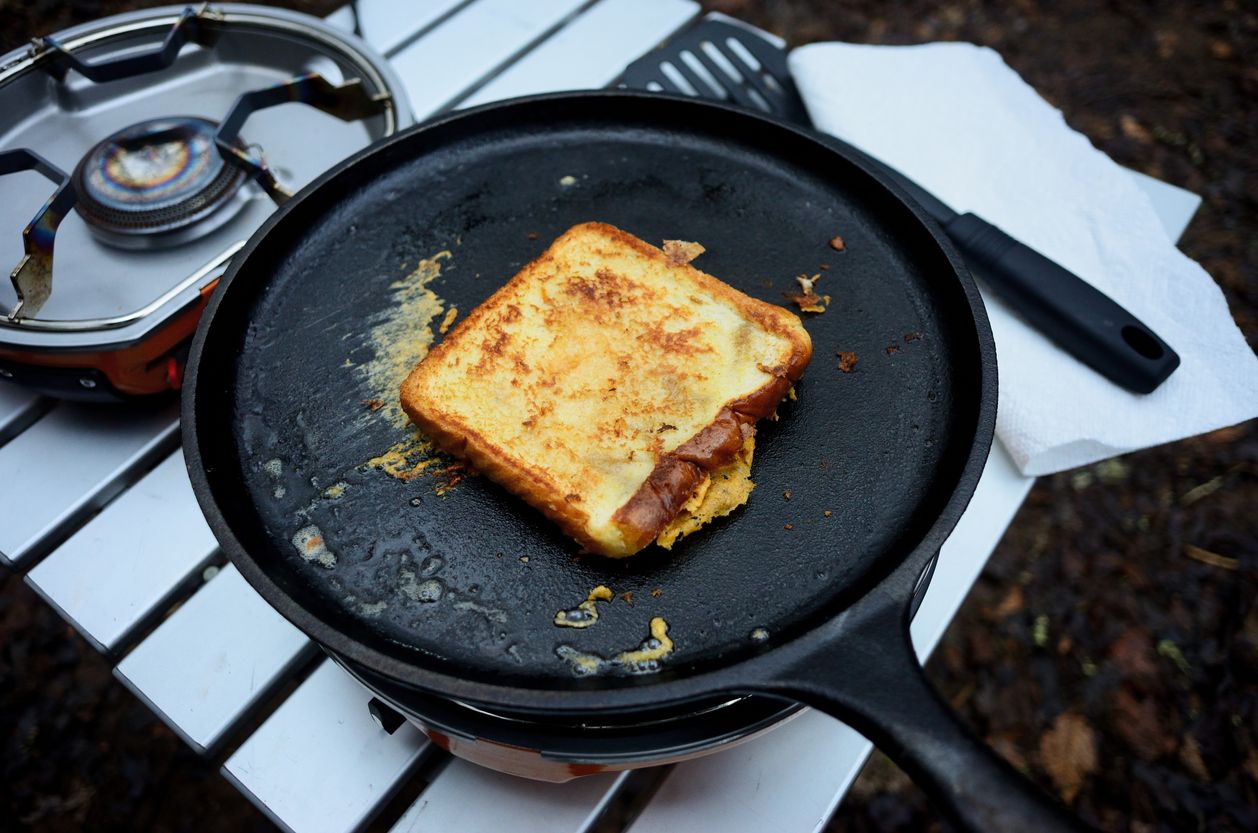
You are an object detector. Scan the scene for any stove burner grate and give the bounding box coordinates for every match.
[72,116,249,245]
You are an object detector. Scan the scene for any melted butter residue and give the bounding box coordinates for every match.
[657,437,756,549]
[358,250,451,429]
[615,617,674,671]
[556,617,674,676]
[291,524,336,568]
[554,585,614,628]
[355,253,462,485]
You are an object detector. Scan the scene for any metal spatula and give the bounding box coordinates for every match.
[621,21,1180,395]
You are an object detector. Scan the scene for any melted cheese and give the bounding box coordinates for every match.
[656,437,756,549]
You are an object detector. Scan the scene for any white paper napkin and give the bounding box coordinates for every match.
[789,41,1258,475]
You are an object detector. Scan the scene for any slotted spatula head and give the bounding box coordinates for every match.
[620,19,813,127]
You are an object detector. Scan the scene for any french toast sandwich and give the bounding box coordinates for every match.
[400,222,811,557]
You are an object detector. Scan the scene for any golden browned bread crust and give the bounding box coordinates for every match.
[400,222,812,557]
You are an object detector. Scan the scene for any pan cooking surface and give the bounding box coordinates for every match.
[196,95,984,689]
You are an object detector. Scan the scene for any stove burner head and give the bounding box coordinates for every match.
[72,116,250,249]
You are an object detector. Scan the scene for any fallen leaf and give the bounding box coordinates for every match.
[1244,750,1258,784]
[1108,628,1158,681]
[1157,639,1192,675]
[1179,734,1210,781]
[1183,543,1238,570]
[1111,687,1175,760]
[1039,713,1097,803]
[1120,114,1153,143]
[993,585,1024,618]
[1180,476,1225,506]
[1203,425,1246,443]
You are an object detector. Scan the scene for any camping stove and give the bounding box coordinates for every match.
[0,4,410,400]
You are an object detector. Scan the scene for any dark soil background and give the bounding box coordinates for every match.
[2,1,1255,831]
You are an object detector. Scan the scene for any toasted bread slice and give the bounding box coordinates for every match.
[400,222,811,557]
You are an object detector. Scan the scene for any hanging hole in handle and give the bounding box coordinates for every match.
[1122,325,1165,360]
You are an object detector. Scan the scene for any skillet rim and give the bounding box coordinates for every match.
[182,89,997,715]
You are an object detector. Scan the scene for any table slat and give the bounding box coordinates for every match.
[461,0,699,107]
[390,0,591,117]
[0,402,178,567]
[389,760,621,833]
[0,385,47,447]
[323,0,470,57]
[114,564,313,754]
[224,659,429,833]
[25,450,218,652]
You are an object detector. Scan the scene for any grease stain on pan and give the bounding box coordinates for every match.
[348,596,389,616]
[452,599,508,624]
[556,617,674,676]
[399,567,445,603]
[262,458,287,498]
[291,525,336,568]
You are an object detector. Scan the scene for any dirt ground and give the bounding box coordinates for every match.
[2,1,1256,831]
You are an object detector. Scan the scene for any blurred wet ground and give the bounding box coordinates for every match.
[1,1,1255,830]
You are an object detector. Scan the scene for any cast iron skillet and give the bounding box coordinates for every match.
[185,91,1082,831]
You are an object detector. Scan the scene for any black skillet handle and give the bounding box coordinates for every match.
[945,212,1179,394]
[751,552,1092,831]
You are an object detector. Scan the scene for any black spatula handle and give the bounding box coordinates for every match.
[945,212,1179,394]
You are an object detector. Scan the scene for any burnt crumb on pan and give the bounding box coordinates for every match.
[363,399,385,411]
[651,588,663,598]
[433,461,471,496]
[886,344,901,355]
[784,273,828,314]
[824,510,833,517]
[527,231,539,240]
[836,351,859,373]
[904,331,923,342]
[662,239,705,266]
[783,489,792,500]
[784,523,794,530]
[621,591,634,606]
[829,234,846,251]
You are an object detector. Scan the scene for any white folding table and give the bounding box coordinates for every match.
[2,2,1202,831]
